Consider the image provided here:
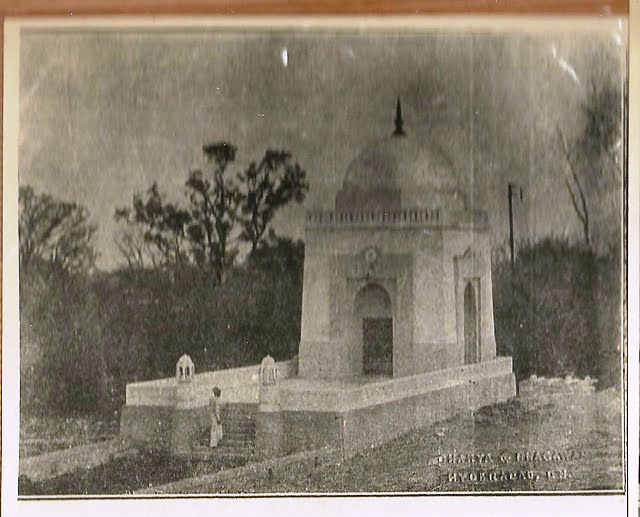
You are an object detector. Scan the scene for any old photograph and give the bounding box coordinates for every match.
[3,17,627,506]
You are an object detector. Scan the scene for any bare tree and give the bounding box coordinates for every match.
[557,126,591,247]
[556,75,622,249]
[19,185,97,275]
[113,225,161,270]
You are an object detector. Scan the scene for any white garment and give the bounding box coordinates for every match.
[210,420,223,447]
[209,397,223,448]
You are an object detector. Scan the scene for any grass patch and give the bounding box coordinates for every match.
[20,414,118,458]
[473,399,537,427]
[18,451,245,496]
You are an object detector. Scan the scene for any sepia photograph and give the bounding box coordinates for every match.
[2,15,629,510]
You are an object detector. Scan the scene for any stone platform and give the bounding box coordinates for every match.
[120,358,297,457]
[260,356,515,459]
[121,356,515,461]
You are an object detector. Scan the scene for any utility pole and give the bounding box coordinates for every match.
[508,183,524,271]
[508,183,515,271]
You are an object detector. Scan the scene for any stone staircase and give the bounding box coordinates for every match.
[193,403,257,461]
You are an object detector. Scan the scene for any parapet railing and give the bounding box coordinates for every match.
[305,208,489,228]
[125,358,297,407]
[279,357,513,413]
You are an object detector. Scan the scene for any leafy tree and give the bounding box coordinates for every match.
[186,142,242,284]
[18,187,110,416]
[115,183,191,270]
[19,185,97,276]
[238,150,309,253]
[246,229,305,279]
[116,142,307,283]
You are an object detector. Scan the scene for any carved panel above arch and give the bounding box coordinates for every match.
[329,251,412,340]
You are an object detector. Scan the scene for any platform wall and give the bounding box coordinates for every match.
[121,357,516,458]
[275,359,515,458]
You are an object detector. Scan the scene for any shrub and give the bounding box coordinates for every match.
[493,237,621,388]
[20,236,305,418]
[20,267,110,417]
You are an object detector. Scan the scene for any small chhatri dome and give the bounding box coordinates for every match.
[176,354,195,383]
[335,99,466,212]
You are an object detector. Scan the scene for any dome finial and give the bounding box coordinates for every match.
[393,97,406,137]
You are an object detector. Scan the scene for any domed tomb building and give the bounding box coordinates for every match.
[120,100,516,460]
[299,100,498,380]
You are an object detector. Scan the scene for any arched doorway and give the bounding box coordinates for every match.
[464,281,479,364]
[354,283,393,376]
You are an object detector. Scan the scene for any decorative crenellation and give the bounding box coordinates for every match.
[306,208,488,228]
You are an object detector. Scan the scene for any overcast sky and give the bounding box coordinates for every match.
[19,26,624,269]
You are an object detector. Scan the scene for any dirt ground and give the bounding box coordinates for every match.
[188,377,624,494]
[19,377,624,495]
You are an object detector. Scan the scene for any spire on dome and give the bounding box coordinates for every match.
[393,97,406,137]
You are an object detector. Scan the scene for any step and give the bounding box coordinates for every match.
[223,406,256,412]
[223,425,254,431]
[222,415,256,421]
[222,434,255,442]
[221,422,255,430]
[223,423,255,429]
[217,448,255,457]
[220,442,253,449]
[223,421,254,428]
[196,434,255,448]
[222,414,255,420]
[205,441,254,450]
[193,444,252,451]
[222,430,255,437]
[220,435,255,445]
[223,427,255,433]
[221,430,254,438]
[222,423,254,429]
[222,429,255,436]
[221,419,255,426]
[222,409,255,414]
[190,447,254,461]
[221,434,255,443]
[203,430,255,441]
[223,424,255,431]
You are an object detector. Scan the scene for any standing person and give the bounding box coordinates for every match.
[209,386,223,448]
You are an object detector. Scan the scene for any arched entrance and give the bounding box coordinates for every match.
[464,281,479,364]
[354,283,393,376]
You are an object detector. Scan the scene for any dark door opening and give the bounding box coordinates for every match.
[362,317,393,375]
[464,281,479,364]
